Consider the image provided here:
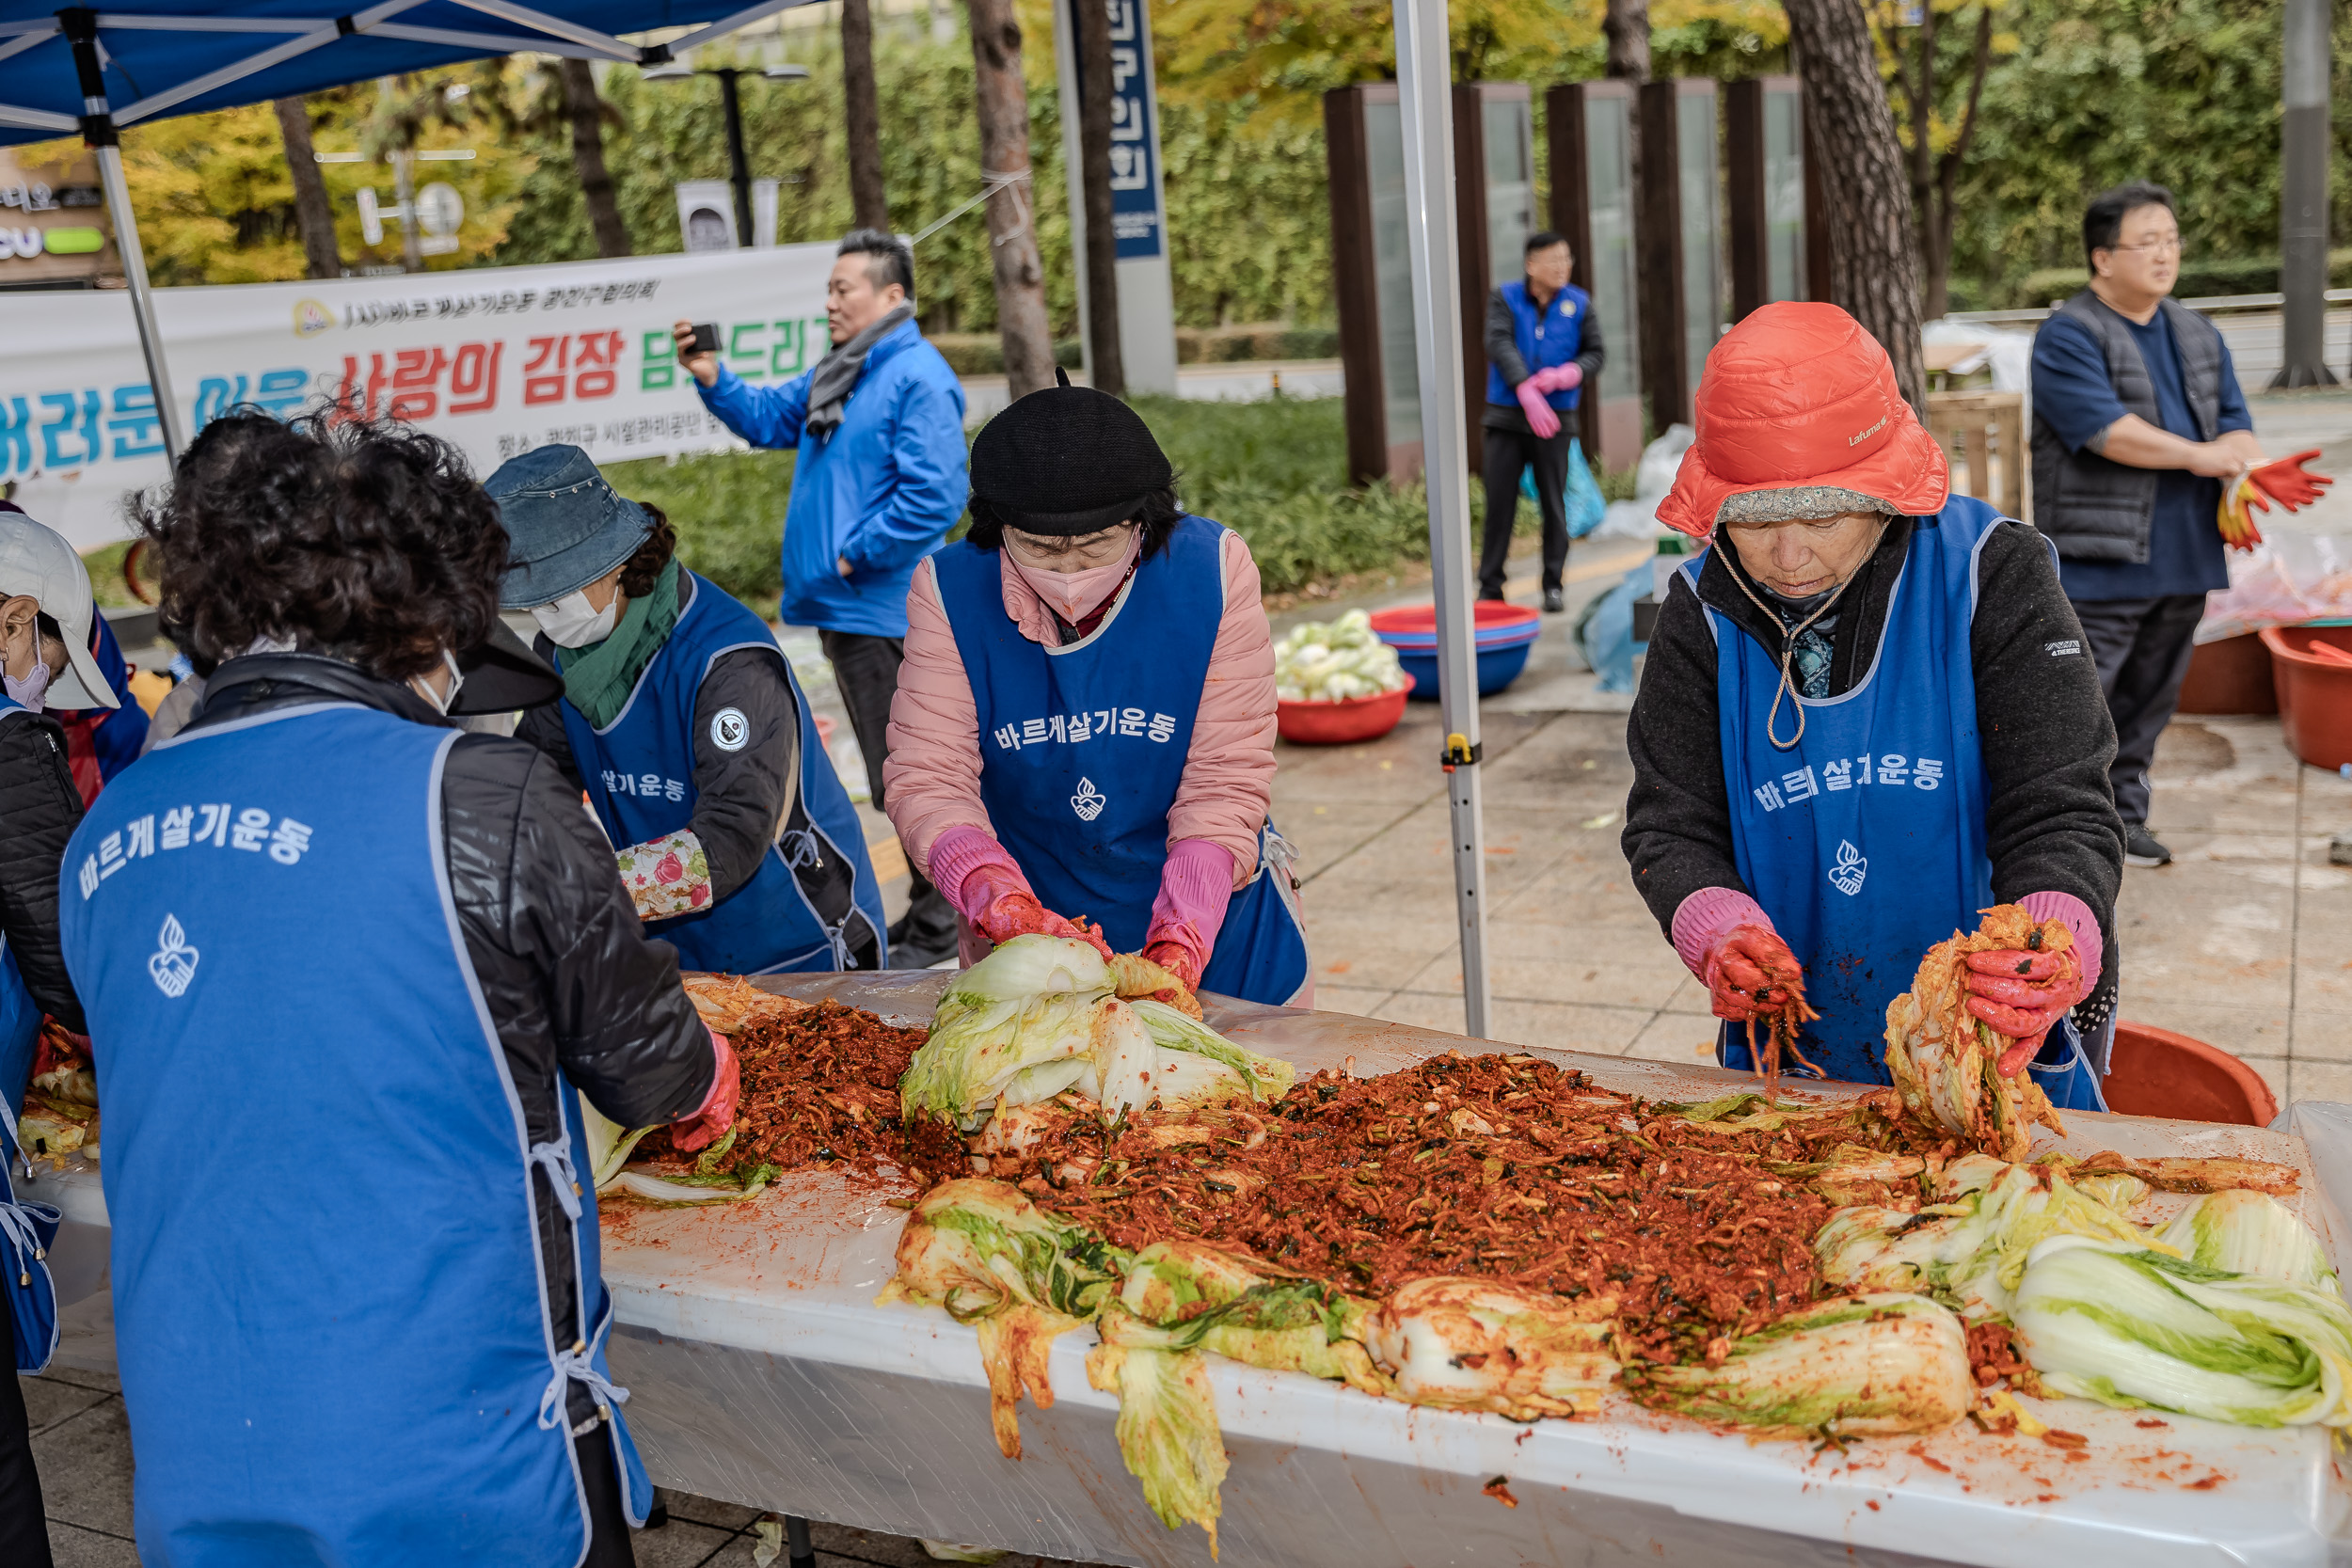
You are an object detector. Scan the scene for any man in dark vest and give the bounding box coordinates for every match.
[2030,182,2262,869]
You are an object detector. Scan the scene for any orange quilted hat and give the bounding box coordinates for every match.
[1656,302,1948,539]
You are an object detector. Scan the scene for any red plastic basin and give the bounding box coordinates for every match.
[2261,625,2352,769]
[1277,676,1413,745]
[1368,601,1542,645]
[2103,1021,2277,1127]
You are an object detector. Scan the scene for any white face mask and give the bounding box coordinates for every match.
[409,649,466,717]
[532,589,620,649]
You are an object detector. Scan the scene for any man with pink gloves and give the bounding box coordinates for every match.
[882,375,1311,1005]
[1622,303,2122,1109]
[1480,230,1607,611]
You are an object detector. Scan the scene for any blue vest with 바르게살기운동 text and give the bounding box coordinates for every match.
[56,700,650,1566]
[558,569,885,974]
[1693,496,2103,1109]
[931,515,1310,1005]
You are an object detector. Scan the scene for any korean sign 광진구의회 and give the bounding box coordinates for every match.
[0,245,837,548]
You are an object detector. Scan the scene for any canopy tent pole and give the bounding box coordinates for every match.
[64,8,186,459]
[1388,0,1491,1038]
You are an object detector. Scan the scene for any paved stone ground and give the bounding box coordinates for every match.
[31,391,2352,1560]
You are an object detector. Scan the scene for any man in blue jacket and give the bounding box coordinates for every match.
[1480,231,1607,610]
[672,228,969,964]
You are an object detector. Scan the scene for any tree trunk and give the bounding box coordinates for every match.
[966,0,1057,396]
[273,97,342,279]
[1603,0,1650,81]
[560,58,632,259]
[841,0,890,230]
[1922,6,1995,323]
[1782,0,1926,414]
[1074,0,1124,396]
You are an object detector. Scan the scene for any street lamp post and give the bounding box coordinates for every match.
[644,61,810,249]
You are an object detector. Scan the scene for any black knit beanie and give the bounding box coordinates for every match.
[969,378,1173,536]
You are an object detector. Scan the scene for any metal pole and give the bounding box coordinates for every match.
[1390,0,1491,1038]
[63,9,185,459]
[2274,0,2335,388]
[717,69,755,248]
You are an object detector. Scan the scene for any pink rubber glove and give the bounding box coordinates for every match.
[1529,362,1583,396]
[1967,891,2101,1077]
[928,824,1112,959]
[1516,379,1561,438]
[670,1025,739,1154]
[1142,838,1235,991]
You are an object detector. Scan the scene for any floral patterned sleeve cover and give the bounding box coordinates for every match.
[617,828,713,921]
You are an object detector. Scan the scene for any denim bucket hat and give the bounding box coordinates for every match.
[485,444,655,609]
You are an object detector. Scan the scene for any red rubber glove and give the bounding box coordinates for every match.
[1963,948,2090,1077]
[1516,379,1562,439]
[2248,450,2333,513]
[962,861,1112,959]
[1701,923,1805,1022]
[670,1025,739,1154]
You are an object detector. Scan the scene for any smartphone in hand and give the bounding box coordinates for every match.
[683,323,721,358]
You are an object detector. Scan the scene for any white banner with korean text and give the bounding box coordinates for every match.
[0,245,839,548]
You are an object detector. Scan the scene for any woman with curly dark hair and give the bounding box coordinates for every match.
[486,444,884,976]
[882,381,1309,1006]
[56,412,736,1567]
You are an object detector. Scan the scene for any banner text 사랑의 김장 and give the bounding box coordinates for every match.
[0,244,838,548]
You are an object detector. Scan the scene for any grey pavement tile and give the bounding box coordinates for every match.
[1660,974,1714,1016]
[2290,1060,2352,1107]
[631,1515,742,1567]
[1294,908,1463,980]
[1391,920,1687,1011]
[2288,1010,2352,1064]
[1624,1010,1724,1066]
[46,1519,140,1568]
[18,1374,109,1436]
[28,1367,119,1397]
[1371,990,1654,1056]
[2118,1000,2293,1063]
[1309,983,1394,1017]
[1269,800,1425,880]
[2113,854,2296,1009]
[2230,1053,2291,1108]
[31,1397,135,1538]
[658,1486,764,1530]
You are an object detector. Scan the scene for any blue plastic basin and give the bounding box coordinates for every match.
[1397,640,1534,698]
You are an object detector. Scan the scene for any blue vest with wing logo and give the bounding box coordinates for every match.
[933,516,1310,1005]
[57,704,650,1565]
[1697,499,2103,1106]
[559,571,884,974]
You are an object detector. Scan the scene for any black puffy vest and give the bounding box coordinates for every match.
[2028,291,2225,562]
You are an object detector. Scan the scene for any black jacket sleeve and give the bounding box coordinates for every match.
[1621,571,1740,936]
[690,646,801,904]
[1486,288,1529,388]
[442,734,715,1132]
[0,711,86,1030]
[513,691,583,792]
[1968,525,2124,954]
[1572,301,1606,385]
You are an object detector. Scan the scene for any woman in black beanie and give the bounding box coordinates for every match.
[882,380,1310,1005]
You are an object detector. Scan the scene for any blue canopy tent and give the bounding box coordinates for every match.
[0,0,1499,1034]
[0,0,807,453]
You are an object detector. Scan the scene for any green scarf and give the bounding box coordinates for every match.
[553,561,684,728]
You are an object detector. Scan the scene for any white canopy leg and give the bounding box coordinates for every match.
[1389,0,1492,1039]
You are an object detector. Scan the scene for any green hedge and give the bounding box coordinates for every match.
[2009,249,2352,310]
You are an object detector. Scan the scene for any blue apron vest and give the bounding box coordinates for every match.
[559,571,885,975]
[58,703,649,1566]
[0,701,59,1371]
[933,517,1311,1005]
[1695,499,2105,1110]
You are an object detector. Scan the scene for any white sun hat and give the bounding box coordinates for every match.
[0,507,118,710]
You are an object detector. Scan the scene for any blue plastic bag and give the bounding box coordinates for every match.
[1574,564,1650,693]
[1520,438,1609,540]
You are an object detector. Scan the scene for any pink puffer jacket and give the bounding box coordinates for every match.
[883,531,1278,891]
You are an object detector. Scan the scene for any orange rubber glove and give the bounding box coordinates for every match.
[1701,924,1805,1022]
[2217,477,2265,551]
[670,1025,739,1153]
[2248,450,2333,512]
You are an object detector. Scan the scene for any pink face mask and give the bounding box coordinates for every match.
[1010,530,1142,625]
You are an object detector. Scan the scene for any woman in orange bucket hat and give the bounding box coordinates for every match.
[1623,303,2123,1106]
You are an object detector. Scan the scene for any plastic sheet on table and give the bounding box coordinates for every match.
[595,974,2352,1568]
